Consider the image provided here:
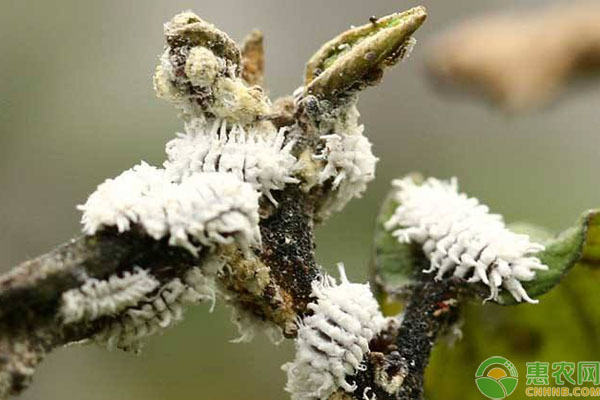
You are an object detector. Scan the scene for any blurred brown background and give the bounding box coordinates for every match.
[1,0,599,399]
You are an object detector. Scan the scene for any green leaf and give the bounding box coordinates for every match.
[372,173,600,307]
[500,210,600,304]
[578,211,600,268]
[371,178,428,316]
[426,265,600,399]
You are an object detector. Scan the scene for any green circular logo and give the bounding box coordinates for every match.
[475,356,518,399]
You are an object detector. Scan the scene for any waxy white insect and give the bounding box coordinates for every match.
[94,270,214,352]
[164,118,299,205]
[282,264,387,400]
[79,163,260,254]
[60,268,159,324]
[315,128,378,219]
[385,177,548,303]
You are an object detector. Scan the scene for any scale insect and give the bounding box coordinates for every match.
[79,164,261,254]
[385,177,548,303]
[60,268,159,324]
[314,131,378,219]
[164,118,299,205]
[282,264,387,400]
[93,274,214,352]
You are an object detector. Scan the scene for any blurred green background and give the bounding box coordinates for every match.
[1,0,599,399]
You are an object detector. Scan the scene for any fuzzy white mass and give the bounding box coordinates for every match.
[164,118,299,205]
[94,270,214,352]
[60,268,159,324]
[315,127,378,219]
[385,177,548,303]
[282,264,387,400]
[78,163,260,254]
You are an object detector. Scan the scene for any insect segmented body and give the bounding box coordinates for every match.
[164,118,299,205]
[60,267,159,324]
[94,272,213,352]
[79,163,260,254]
[79,162,168,236]
[282,264,387,400]
[385,177,548,303]
[161,171,260,252]
[315,130,378,219]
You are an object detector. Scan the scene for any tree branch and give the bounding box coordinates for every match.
[0,187,321,396]
[0,7,429,399]
[333,275,461,400]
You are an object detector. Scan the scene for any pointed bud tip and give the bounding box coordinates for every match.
[393,5,428,33]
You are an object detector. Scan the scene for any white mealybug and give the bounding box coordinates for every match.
[315,132,378,219]
[163,171,260,253]
[60,268,159,324]
[282,264,387,400]
[164,118,299,205]
[78,163,261,254]
[384,177,548,303]
[94,275,212,352]
[79,162,168,236]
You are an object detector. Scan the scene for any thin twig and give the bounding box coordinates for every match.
[0,8,430,399]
